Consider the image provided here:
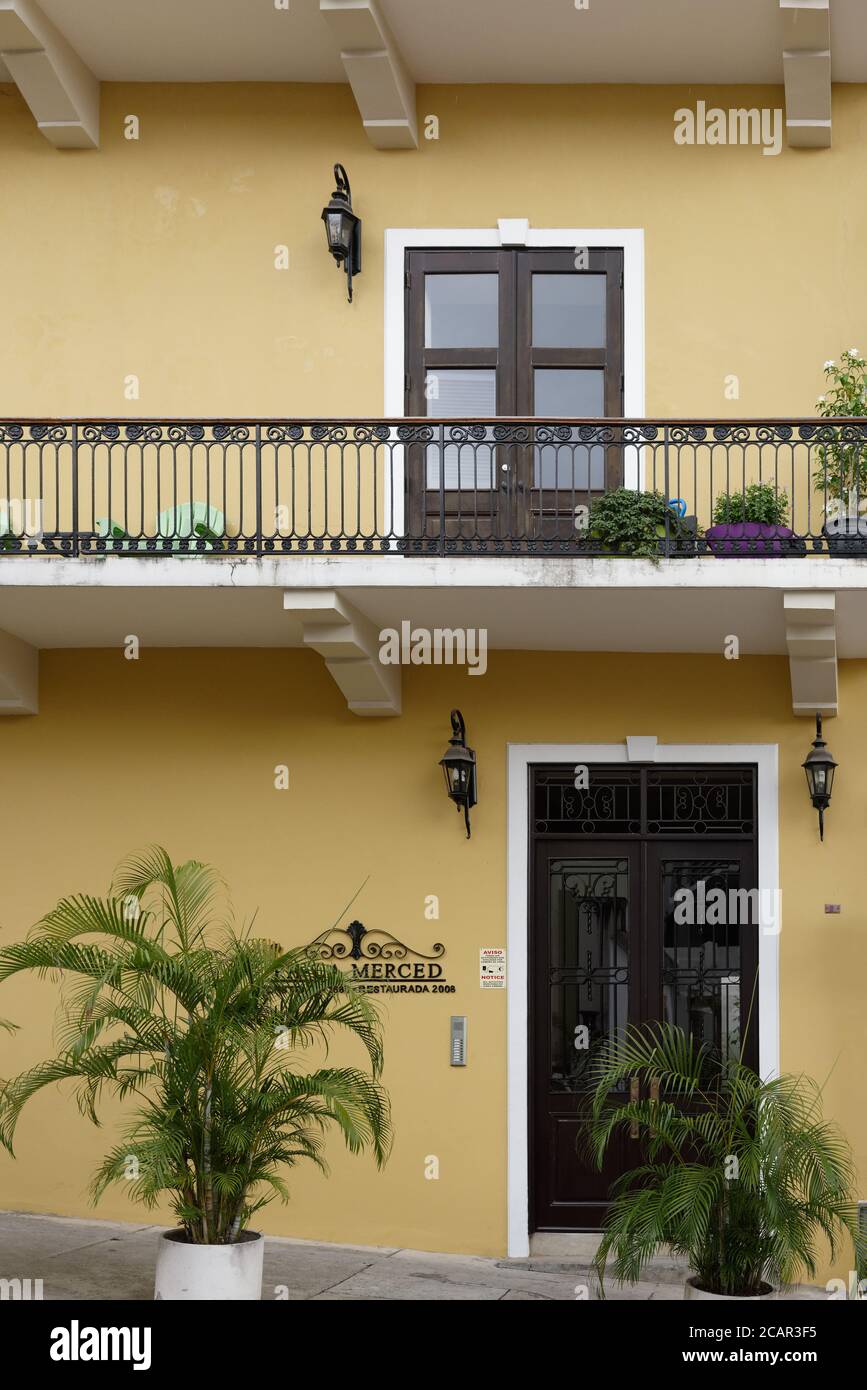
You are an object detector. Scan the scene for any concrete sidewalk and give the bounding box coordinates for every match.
[0,1211,677,1300]
[0,1212,826,1301]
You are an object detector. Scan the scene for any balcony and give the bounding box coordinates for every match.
[1,417,867,559]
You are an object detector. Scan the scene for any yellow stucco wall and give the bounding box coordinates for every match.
[0,649,864,1278]
[0,80,866,418]
[1,81,865,1278]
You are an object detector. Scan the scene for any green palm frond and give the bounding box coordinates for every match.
[585,1023,859,1297]
[0,848,391,1243]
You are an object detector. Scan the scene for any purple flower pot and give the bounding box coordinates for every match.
[705,522,802,557]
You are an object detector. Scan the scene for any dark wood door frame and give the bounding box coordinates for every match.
[528,763,759,1234]
[404,247,624,543]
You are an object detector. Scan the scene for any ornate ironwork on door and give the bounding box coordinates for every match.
[534,766,756,836]
[659,858,748,1062]
[549,858,630,1094]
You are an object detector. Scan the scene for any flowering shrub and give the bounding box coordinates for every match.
[813,349,867,505]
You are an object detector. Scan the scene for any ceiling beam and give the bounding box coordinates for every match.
[320,0,417,150]
[780,0,831,148]
[0,0,99,149]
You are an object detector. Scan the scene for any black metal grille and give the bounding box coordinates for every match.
[535,771,641,835]
[0,417,866,557]
[548,856,630,1094]
[646,770,756,835]
[534,766,756,837]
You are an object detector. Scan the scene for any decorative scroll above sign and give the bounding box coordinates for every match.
[304,920,452,995]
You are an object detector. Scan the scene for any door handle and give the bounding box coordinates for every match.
[629,1075,640,1138]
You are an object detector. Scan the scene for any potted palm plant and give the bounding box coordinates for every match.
[706,482,803,557]
[584,1023,862,1300]
[0,847,391,1300]
[813,350,867,554]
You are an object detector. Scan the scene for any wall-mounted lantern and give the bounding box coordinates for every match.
[439,709,477,839]
[802,713,837,841]
[321,163,361,302]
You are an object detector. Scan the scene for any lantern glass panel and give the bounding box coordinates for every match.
[325,211,350,257]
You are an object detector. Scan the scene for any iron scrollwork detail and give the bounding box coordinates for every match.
[305,919,445,964]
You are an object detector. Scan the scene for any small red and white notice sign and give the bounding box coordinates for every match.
[480,947,506,989]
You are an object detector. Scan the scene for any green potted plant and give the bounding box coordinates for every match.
[706,482,803,557]
[585,1023,863,1300]
[588,488,695,560]
[813,349,867,554]
[0,847,391,1301]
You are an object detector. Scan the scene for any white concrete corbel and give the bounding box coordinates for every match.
[780,0,831,149]
[0,627,38,713]
[284,589,401,716]
[626,736,658,762]
[783,591,837,716]
[0,0,99,149]
[320,0,417,149]
[497,219,530,247]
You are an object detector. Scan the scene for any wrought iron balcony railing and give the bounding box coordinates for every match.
[1,417,866,558]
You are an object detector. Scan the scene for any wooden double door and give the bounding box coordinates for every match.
[404,247,624,544]
[530,765,759,1232]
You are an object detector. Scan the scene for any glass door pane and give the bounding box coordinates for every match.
[424,274,499,347]
[533,368,605,489]
[659,858,747,1061]
[532,274,607,348]
[425,368,496,488]
[548,856,630,1093]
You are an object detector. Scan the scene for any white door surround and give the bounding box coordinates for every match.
[383,224,645,536]
[384,223,645,417]
[505,740,780,1259]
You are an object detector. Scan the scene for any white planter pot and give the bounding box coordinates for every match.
[154,1230,264,1301]
[684,1275,776,1301]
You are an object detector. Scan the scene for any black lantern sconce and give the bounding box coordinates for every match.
[321,163,361,302]
[802,713,837,841]
[439,709,477,839]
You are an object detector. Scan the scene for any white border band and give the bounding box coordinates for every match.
[383,225,646,534]
[506,741,780,1259]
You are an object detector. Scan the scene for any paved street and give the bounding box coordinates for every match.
[0,1212,828,1301]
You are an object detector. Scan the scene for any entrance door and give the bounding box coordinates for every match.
[532,840,640,1230]
[404,247,623,546]
[530,765,759,1232]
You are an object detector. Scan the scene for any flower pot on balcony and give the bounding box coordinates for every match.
[657,515,699,557]
[823,512,867,556]
[705,522,804,557]
[684,1276,777,1301]
[154,1229,264,1301]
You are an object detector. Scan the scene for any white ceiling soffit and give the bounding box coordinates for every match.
[0,0,98,147]
[781,0,831,148]
[7,0,866,84]
[7,1,867,152]
[320,0,416,149]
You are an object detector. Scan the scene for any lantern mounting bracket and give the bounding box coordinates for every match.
[321,163,362,302]
[802,712,837,842]
[439,708,478,839]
